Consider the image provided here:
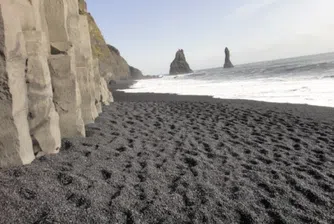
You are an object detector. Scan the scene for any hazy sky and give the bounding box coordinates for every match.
[86,0,334,75]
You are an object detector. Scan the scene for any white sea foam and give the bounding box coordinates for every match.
[121,76,334,107]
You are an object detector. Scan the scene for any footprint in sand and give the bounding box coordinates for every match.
[66,193,91,209]
[101,169,112,180]
[58,172,73,186]
[19,188,36,200]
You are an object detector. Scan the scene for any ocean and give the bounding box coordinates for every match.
[121,52,334,108]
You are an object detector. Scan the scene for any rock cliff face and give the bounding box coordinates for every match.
[79,1,114,82]
[105,44,144,80]
[129,66,144,79]
[169,49,193,75]
[78,2,132,81]
[107,44,131,80]
[0,0,112,167]
[224,47,234,68]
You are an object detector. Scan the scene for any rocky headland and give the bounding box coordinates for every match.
[129,66,144,79]
[169,49,193,75]
[106,44,131,80]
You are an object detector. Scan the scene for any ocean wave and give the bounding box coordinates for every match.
[289,86,310,92]
[125,53,334,107]
[321,75,334,79]
[252,60,334,75]
[186,72,207,78]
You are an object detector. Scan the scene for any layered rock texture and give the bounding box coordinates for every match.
[224,47,234,68]
[0,0,113,167]
[170,49,193,75]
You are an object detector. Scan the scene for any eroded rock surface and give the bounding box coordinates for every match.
[81,5,115,82]
[129,66,144,79]
[224,47,234,68]
[0,2,35,167]
[107,44,130,80]
[170,49,193,75]
[0,0,114,167]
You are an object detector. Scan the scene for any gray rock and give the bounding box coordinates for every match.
[129,66,144,79]
[24,31,61,156]
[0,1,35,167]
[75,14,99,124]
[44,0,85,137]
[0,0,114,167]
[169,49,193,75]
[107,44,130,80]
[224,47,234,68]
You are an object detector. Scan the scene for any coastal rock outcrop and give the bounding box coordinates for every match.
[79,4,129,81]
[105,43,145,80]
[79,2,114,82]
[0,1,35,166]
[0,0,113,167]
[107,44,131,80]
[169,49,193,75]
[224,47,234,68]
[79,2,141,81]
[129,66,144,79]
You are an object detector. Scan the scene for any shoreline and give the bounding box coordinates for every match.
[0,80,333,223]
[110,79,334,122]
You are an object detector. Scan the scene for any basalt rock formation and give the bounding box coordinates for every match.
[107,44,131,80]
[105,44,144,80]
[129,66,144,79]
[79,2,133,81]
[170,49,193,75]
[79,2,114,82]
[224,47,234,68]
[0,0,112,167]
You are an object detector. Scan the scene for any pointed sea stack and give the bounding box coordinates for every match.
[224,47,234,68]
[169,49,193,75]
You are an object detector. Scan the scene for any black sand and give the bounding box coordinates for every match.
[0,81,333,224]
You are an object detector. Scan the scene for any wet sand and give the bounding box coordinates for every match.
[0,80,333,223]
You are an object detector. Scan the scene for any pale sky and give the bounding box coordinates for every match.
[86,0,334,75]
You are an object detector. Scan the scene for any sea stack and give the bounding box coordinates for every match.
[224,47,234,68]
[169,49,193,75]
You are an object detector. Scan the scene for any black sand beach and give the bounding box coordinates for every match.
[0,81,333,224]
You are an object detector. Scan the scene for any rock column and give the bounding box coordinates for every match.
[92,58,103,113]
[223,47,234,68]
[18,0,61,156]
[0,0,114,167]
[0,1,35,167]
[76,14,99,123]
[44,0,85,137]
